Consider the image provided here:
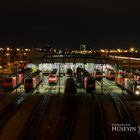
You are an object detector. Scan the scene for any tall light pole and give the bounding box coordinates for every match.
[101,63,104,94]
[129,47,135,75]
[58,53,61,95]
[58,62,61,94]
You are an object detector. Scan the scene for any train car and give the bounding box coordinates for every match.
[115,74,125,87]
[48,74,58,85]
[133,72,140,81]
[48,68,59,85]
[92,70,102,81]
[66,68,73,77]
[19,61,26,71]
[76,67,91,87]
[50,68,58,76]
[76,67,96,93]
[105,69,116,80]
[115,70,140,95]
[24,71,42,91]
[64,77,77,97]
[115,71,134,88]
[126,80,140,95]
[84,76,96,93]
[3,73,24,89]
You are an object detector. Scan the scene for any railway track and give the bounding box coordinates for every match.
[88,94,106,140]
[19,92,52,140]
[0,80,45,128]
[108,92,139,139]
[55,96,76,140]
[87,94,94,140]
[0,88,20,100]
[0,91,33,128]
[89,95,106,140]
[0,89,9,96]
[102,80,140,139]
[0,89,24,111]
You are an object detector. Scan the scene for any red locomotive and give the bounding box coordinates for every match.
[105,69,116,80]
[92,70,102,81]
[115,70,140,95]
[24,71,43,91]
[84,76,96,93]
[76,67,96,93]
[48,74,58,85]
[3,73,24,89]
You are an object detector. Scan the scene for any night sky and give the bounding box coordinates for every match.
[0,0,140,49]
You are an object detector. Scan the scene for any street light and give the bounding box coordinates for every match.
[116,49,121,72]
[129,47,135,74]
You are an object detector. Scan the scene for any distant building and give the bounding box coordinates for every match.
[80,44,87,54]
[80,44,86,51]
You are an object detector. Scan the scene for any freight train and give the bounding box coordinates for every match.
[24,71,43,91]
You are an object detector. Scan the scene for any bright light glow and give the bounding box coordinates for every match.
[25,49,29,51]
[7,48,10,51]
[6,53,10,56]
[100,49,105,53]
[17,48,20,51]
[117,49,121,52]
[124,50,128,53]
[135,90,140,95]
[130,48,134,52]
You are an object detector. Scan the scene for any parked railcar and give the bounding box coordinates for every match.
[66,68,73,77]
[48,74,58,85]
[115,72,134,88]
[3,73,24,89]
[84,76,96,93]
[48,68,59,85]
[76,67,91,87]
[24,71,42,91]
[64,77,77,97]
[126,80,140,95]
[115,70,140,95]
[76,67,96,93]
[115,74,125,87]
[105,69,116,80]
[92,70,102,81]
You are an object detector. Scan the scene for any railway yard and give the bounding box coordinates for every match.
[0,73,140,140]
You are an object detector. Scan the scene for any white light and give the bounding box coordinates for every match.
[135,90,140,95]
